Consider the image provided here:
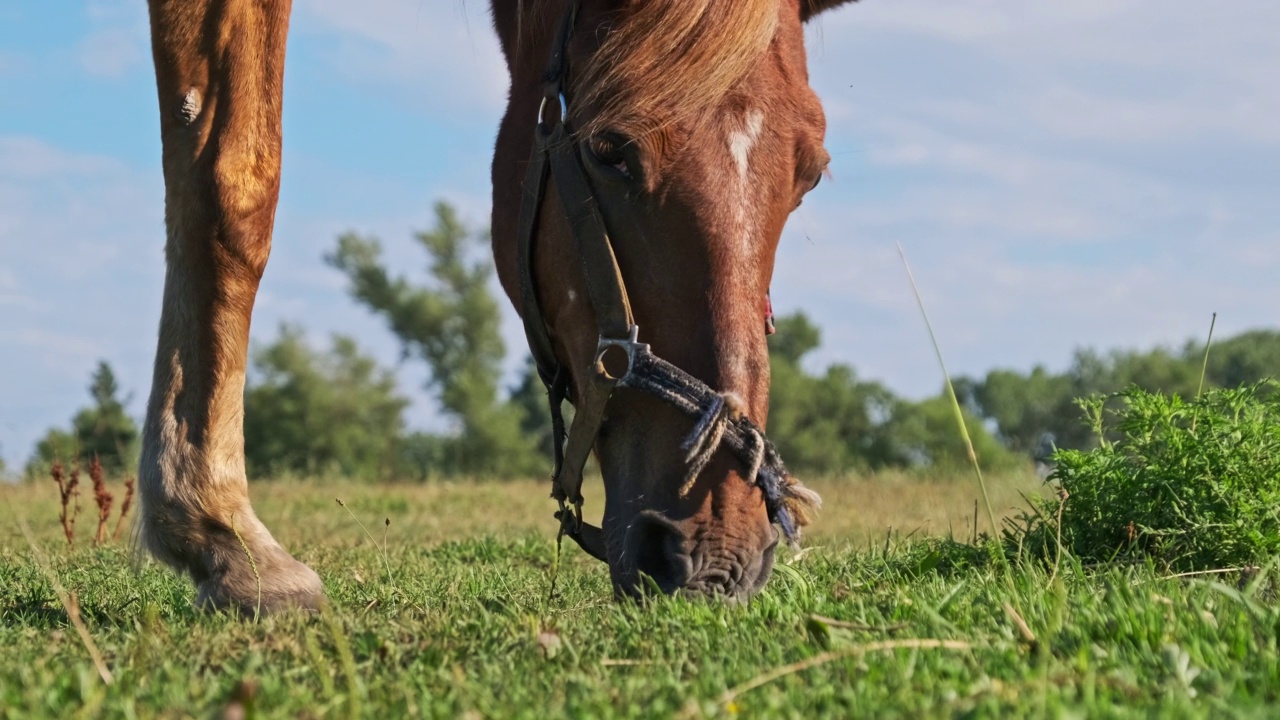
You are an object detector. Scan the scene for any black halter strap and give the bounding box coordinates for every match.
[515,3,813,563]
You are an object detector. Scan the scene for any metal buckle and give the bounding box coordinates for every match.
[594,325,646,382]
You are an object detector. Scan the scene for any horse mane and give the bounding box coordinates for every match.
[514,0,780,140]
[578,0,779,139]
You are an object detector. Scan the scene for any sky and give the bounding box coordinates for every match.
[1,0,1277,471]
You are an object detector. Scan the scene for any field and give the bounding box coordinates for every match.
[2,472,1277,718]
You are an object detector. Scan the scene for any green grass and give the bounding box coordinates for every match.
[2,474,1277,718]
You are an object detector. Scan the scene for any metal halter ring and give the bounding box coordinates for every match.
[594,325,645,382]
[537,92,568,128]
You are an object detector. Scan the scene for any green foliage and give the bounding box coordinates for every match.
[28,361,138,477]
[326,202,541,477]
[508,357,558,462]
[243,325,409,481]
[768,311,822,366]
[964,329,1280,457]
[1018,381,1280,570]
[768,312,1017,475]
[1203,329,1280,388]
[968,366,1072,455]
[882,395,1023,473]
[768,314,897,473]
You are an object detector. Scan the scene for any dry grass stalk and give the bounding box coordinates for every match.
[229,513,262,621]
[336,498,394,585]
[1003,602,1037,644]
[896,243,999,541]
[51,460,81,546]
[112,477,135,540]
[89,457,113,546]
[708,639,973,713]
[1191,311,1217,433]
[809,614,909,632]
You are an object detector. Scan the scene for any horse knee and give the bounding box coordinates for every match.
[210,146,280,277]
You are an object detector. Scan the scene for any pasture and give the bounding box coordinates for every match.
[3,472,1277,718]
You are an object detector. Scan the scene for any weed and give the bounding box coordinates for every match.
[112,477,135,541]
[89,457,113,546]
[1017,381,1280,570]
[50,460,80,546]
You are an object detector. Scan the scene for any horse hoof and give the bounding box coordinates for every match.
[196,549,326,617]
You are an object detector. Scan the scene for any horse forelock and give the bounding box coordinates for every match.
[573,0,781,141]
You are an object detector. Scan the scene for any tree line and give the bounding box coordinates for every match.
[23,201,1280,480]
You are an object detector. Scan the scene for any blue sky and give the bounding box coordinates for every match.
[2,0,1278,471]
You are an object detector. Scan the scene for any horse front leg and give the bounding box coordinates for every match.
[140,0,323,613]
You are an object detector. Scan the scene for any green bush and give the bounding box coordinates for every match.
[1017,381,1280,570]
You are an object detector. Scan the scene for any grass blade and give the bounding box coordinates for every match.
[896,243,1000,547]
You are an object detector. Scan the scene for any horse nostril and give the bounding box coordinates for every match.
[625,512,693,594]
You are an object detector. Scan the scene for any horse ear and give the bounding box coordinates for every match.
[800,0,859,22]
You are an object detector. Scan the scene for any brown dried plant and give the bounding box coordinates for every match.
[89,457,113,546]
[113,477,135,541]
[51,460,81,546]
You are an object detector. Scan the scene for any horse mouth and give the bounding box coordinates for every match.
[613,509,780,601]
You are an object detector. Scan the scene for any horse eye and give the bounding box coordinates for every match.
[589,135,632,177]
[795,172,823,209]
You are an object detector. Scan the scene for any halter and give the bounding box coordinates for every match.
[516,4,813,562]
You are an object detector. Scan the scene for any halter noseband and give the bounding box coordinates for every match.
[515,4,812,562]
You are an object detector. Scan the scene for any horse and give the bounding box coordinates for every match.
[138,0,851,613]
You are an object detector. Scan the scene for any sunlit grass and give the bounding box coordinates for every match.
[1,474,1273,718]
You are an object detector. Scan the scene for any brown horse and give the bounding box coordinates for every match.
[139,0,851,612]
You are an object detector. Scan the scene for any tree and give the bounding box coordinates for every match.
[243,325,409,480]
[960,328,1280,460]
[767,312,1023,475]
[767,313,898,474]
[28,361,139,476]
[880,395,1023,473]
[508,356,559,464]
[1199,330,1280,388]
[325,201,542,477]
[970,366,1073,455]
[769,312,822,366]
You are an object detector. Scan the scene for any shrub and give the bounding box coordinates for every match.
[1016,381,1280,570]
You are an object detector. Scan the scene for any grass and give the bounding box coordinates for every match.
[2,471,1278,718]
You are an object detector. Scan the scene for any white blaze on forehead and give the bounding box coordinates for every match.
[725,108,765,256]
[721,108,766,389]
[728,109,764,184]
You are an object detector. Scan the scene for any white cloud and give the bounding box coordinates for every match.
[783,0,1280,395]
[4,0,1279,467]
[294,0,508,115]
